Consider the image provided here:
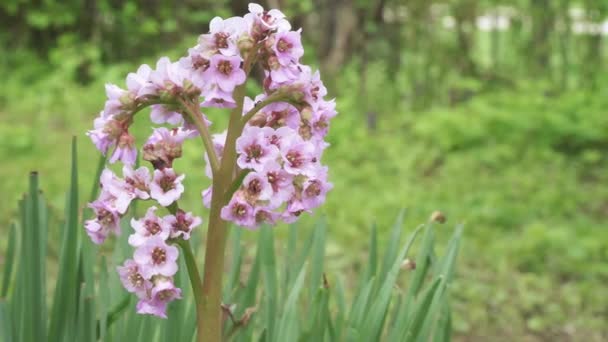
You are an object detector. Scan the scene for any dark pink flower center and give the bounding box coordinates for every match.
[277,38,292,53]
[157,289,173,301]
[152,247,167,264]
[256,210,271,223]
[98,209,115,226]
[128,270,144,288]
[232,203,248,218]
[173,211,192,233]
[245,144,263,162]
[247,179,263,196]
[192,56,210,71]
[160,175,176,192]
[286,151,302,167]
[267,172,280,192]
[217,60,233,75]
[305,181,321,197]
[145,220,162,235]
[215,32,230,49]
[268,111,288,128]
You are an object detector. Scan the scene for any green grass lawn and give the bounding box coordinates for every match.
[1,51,607,341]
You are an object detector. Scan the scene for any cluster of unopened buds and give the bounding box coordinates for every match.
[84,3,336,318]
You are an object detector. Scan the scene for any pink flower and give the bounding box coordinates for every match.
[236,126,279,172]
[253,207,279,226]
[221,195,256,228]
[143,127,197,168]
[150,57,190,91]
[261,161,294,208]
[198,16,248,57]
[117,259,151,298]
[280,135,317,176]
[103,84,132,117]
[246,3,291,34]
[150,168,185,206]
[136,277,182,318]
[150,104,183,125]
[126,64,155,97]
[123,166,152,198]
[128,206,171,247]
[204,54,246,92]
[134,236,179,278]
[87,113,122,155]
[109,132,137,165]
[290,166,332,212]
[242,172,273,203]
[201,85,237,108]
[273,30,304,66]
[165,209,202,240]
[84,197,121,244]
[100,167,150,214]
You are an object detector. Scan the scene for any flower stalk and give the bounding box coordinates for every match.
[84,3,336,342]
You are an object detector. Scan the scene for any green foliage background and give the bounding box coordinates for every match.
[1,0,607,341]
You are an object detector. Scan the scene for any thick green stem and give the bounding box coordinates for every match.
[180,98,220,175]
[177,240,205,342]
[198,83,247,342]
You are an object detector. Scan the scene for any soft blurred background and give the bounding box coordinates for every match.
[0,0,607,340]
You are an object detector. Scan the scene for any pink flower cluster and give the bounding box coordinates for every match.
[85,3,335,318]
[84,165,201,317]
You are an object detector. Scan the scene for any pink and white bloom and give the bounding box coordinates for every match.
[261,161,294,208]
[280,135,317,176]
[126,64,155,97]
[84,198,121,244]
[221,196,256,228]
[150,104,183,125]
[109,132,137,165]
[198,16,248,57]
[87,113,122,155]
[165,209,202,240]
[242,172,273,203]
[273,30,304,66]
[117,259,151,298]
[129,206,171,247]
[136,277,182,318]
[150,57,190,91]
[134,236,179,278]
[150,168,185,206]
[100,167,150,214]
[103,84,132,117]
[246,3,291,34]
[204,54,246,92]
[236,126,279,172]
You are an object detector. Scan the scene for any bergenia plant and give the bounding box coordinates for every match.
[84,3,336,341]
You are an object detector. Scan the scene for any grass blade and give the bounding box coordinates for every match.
[1,224,17,298]
[0,299,13,342]
[275,265,307,342]
[309,219,326,302]
[260,226,278,340]
[23,171,45,341]
[48,138,81,341]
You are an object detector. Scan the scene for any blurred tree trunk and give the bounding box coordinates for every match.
[490,7,500,71]
[319,0,357,76]
[557,0,571,90]
[528,0,555,76]
[581,1,606,90]
[450,0,479,77]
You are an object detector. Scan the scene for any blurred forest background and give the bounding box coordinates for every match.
[1,0,607,341]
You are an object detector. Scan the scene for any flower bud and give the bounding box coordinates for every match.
[430,211,446,224]
[238,34,255,55]
[400,258,416,270]
[300,106,313,121]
